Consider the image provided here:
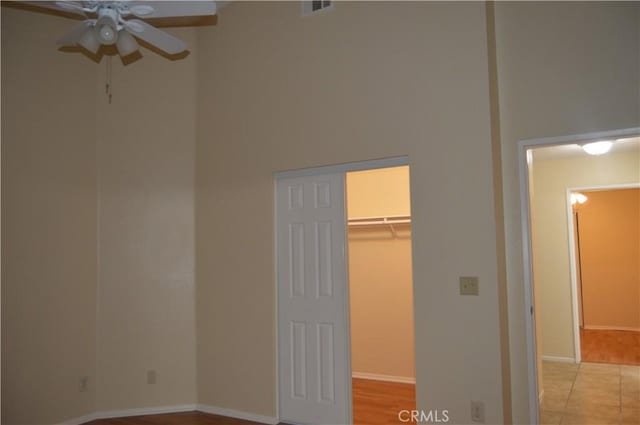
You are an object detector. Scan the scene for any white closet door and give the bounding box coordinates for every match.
[276,172,351,424]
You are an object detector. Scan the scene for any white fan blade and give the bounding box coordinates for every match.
[55,1,86,13]
[126,1,216,18]
[56,20,94,46]
[21,1,87,17]
[124,19,186,55]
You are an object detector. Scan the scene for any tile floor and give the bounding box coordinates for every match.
[540,361,640,424]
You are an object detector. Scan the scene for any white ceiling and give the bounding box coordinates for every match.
[531,136,640,161]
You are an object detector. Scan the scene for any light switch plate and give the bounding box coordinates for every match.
[460,276,479,295]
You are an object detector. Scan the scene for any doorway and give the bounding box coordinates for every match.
[518,129,640,425]
[275,158,417,425]
[346,166,416,425]
[569,186,640,365]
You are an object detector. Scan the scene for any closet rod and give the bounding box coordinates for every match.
[347,215,411,226]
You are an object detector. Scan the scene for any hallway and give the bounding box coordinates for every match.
[540,361,639,424]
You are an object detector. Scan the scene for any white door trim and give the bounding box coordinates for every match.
[274,156,409,423]
[517,127,639,425]
[565,182,640,364]
[275,156,409,179]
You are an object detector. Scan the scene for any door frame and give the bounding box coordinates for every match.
[566,182,640,363]
[517,127,640,425]
[274,155,410,423]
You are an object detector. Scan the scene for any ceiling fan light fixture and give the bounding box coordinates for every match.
[26,0,216,62]
[98,23,117,44]
[582,140,613,155]
[96,7,119,45]
[78,26,100,54]
[116,30,139,57]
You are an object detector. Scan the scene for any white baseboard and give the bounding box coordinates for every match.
[542,355,577,363]
[57,403,277,425]
[584,325,640,332]
[352,371,415,384]
[197,404,278,424]
[58,404,197,425]
[94,404,197,419]
[58,413,98,425]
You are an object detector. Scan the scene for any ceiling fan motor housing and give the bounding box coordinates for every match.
[96,6,119,45]
[46,1,219,60]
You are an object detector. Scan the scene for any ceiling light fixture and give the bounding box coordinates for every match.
[582,140,613,156]
[571,193,588,205]
[98,24,116,44]
[95,7,119,45]
[615,136,640,143]
[116,30,139,57]
[78,26,100,54]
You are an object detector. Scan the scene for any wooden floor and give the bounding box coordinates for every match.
[84,379,416,425]
[352,378,416,425]
[580,328,640,365]
[84,412,266,425]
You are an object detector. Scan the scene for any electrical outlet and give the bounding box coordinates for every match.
[460,276,479,296]
[147,369,156,385]
[471,400,485,423]
[79,376,89,392]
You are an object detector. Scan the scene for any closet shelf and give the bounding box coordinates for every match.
[348,215,411,237]
[348,215,411,226]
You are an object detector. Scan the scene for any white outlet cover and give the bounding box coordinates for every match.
[471,400,485,423]
[147,370,157,384]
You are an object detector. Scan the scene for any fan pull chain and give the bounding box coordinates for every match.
[105,56,112,104]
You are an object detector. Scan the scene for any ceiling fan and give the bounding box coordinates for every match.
[22,1,217,58]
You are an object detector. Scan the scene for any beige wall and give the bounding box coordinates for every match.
[95,28,198,411]
[1,8,98,424]
[579,188,640,330]
[3,2,639,424]
[494,2,640,421]
[196,2,504,422]
[531,151,640,360]
[1,6,198,423]
[348,235,415,379]
[346,166,411,218]
[346,167,415,380]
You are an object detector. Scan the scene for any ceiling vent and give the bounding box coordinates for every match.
[302,0,332,16]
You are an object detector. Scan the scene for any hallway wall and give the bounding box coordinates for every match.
[579,188,640,331]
